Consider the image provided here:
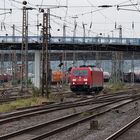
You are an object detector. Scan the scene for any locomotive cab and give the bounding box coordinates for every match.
[70,67,90,92]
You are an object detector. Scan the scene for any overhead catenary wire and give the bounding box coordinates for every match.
[0,0,140,38]
[117,1,140,12]
[39,0,44,10]
[129,0,140,12]
[0,21,38,36]
[4,0,42,36]
[2,0,6,21]
[118,0,132,5]
[64,0,68,21]
[49,5,114,35]
[50,13,98,36]
[9,0,23,5]
[86,0,115,23]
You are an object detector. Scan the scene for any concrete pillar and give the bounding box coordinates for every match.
[34,51,41,88]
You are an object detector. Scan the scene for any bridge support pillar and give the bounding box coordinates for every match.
[34,51,41,88]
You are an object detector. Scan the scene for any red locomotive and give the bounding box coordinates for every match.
[69,65,104,93]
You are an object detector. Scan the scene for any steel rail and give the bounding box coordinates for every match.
[0,91,125,118]
[0,94,138,125]
[1,97,140,139]
[105,115,140,140]
[31,98,140,140]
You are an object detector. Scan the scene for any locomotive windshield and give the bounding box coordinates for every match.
[72,69,88,76]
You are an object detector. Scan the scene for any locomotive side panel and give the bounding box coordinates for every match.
[91,68,103,92]
[92,71,103,87]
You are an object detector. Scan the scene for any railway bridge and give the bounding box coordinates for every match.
[0,36,140,88]
[0,36,140,51]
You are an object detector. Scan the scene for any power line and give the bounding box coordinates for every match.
[129,0,140,12]
[117,1,140,12]
[69,8,105,18]
[51,12,98,36]
[39,0,44,9]
[118,0,131,5]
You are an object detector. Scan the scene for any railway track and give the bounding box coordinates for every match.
[105,115,140,140]
[0,93,140,140]
[0,87,137,104]
[0,87,32,104]
[0,91,138,122]
[0,95,32,104]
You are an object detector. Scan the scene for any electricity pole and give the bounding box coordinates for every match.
[41,9,49,97]
[118,25,122,43]
[21,1,28,92]
[116,3,139,84]
[12,24,15,42]
[131,51,135,84]
[72,16,78,43]
[38,6,66,96]
[72,16,78,67]
[82,23,87,43]
[21,1,35,92]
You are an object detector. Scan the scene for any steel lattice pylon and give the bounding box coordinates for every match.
[41,12,49,97]
[21,6,28,92]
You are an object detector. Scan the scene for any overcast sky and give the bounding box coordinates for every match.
[0,0,140,38]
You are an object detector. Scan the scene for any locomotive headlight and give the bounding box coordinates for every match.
[73,82,75,84]
[83,78,88,81]
[85,82,87,84]
[72,79,76,82]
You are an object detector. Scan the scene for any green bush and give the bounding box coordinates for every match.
[32,87,41,97]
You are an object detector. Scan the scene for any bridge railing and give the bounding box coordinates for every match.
[0,36,139,45]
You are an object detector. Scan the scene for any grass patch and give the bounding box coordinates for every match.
[105,82,127,93]
[80,111,92,117]
[49,93,64,102]
[0,97,49,113]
